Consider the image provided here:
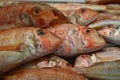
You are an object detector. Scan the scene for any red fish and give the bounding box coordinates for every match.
[0,27,62,74]
[3,68,88,80]
[74,47,120,68]
[62,8,99,25]
[0,2,69,30]
[46,24,106,56]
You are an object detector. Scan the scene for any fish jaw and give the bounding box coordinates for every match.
[0,51,23,74]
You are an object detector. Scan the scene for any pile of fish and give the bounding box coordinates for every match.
[0,1,120,80]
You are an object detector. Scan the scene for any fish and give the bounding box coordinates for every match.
[62,8,99,25]
[74,61,120,80]
[0,2,69,30]
[86,0,120,4]
[0,27,61,74]
[105,42,118,47]
[98,25,120,46]
[48,3,120,14]
[46,24,106,57]
[74,47,120,68]
[48,3,106,11]
[88,20,120,29]
[3,67,88,80]
[28,55,72,68]
[3,55,72,76]
[98,13,120,21]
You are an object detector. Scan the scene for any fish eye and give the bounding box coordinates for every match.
[86,29,91,33]
[52,10,58,16]
[33,7,41,15]
[107,25,111,27]
[81,8,86,13]
[37,29,45,35]
[21,13,28,18]
[116,27,119,29]
[66,63,71,67]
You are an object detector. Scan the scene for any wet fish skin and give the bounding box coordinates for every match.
[32,55,72,68]
[62,8,99,25]
[88,20,120,29]
[0,2,69,30]
[0,27,62,74]
[48,3,106,11]
[74,47,120,68]
[105,42,118,47]
[74,61,120,80]
[4,55,72,76]
[46,24,106,57]
[97,13,120,21]
[98,25,120,46]
[3,67,88,80]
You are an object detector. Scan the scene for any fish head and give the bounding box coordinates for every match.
[21,3,58,27]
[74,54,93,68]
[78,26,106,52]
[33,28,61,55]
[70,8,99,25]
[98,25,120,37]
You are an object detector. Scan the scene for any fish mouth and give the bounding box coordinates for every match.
[78,42,106,54]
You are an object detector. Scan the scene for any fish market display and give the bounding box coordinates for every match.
[46,24,106,56]
[0,27,61,74]
[3,68,88,80]
[0,2,69,30]
[62,8,99,25]
[74,47,120,68]
[0,0,120,80]
[98,25,120,46]
[74,61,120,80]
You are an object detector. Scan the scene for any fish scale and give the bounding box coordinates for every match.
[3,68,88,80]
[0,4,23,25]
